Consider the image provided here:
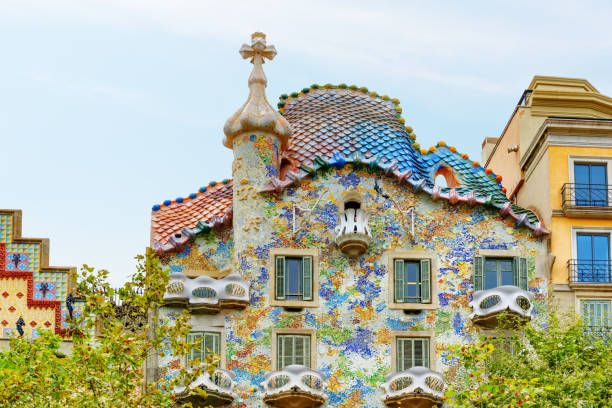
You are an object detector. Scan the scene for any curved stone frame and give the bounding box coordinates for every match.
[171,367,236,407]
[469,285,534,328]
[390,331,436,372]
[380,366,445,407]
[270,328,318,370]
[386,250,439,311]
[268,248,320,308]
[261,364,326,408]
[162,272,249,313]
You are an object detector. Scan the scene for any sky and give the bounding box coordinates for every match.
[1,0,612,286]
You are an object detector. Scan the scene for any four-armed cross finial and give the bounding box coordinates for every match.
[239,32,277,88]
[239,32,277,63]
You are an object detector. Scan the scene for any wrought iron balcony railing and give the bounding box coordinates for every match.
[381,366,445,408]
[562,183,612,209]
[261,364,326,408]
[568,260,612,284]
[584,326,611,342]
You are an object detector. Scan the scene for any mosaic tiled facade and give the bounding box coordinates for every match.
[150,34,551,407]
[0,210,76,338]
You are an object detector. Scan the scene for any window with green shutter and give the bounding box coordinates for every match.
[186,331,221,366]
[277,334,311,369]
[394,259,431,304]
[474,256,528,291]
[275,256,313,301]
[396,337,430,370]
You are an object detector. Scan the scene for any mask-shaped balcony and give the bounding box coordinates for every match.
[163,273,249,313]
[469,285,533,329]
[171,368,236,407]
[335,208,372,257]
[381,366,445,408]
[261,364,326,408]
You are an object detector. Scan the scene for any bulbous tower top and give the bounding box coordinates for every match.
[223,32,292,149]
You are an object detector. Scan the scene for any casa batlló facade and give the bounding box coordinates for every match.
[150,33,551,408]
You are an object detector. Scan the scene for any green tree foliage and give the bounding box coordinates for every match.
[0,249,213,407]
[444,305,612,407]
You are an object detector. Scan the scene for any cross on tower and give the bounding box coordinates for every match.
[239,32,277,63]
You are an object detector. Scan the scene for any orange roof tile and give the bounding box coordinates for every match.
[151,181,233,248]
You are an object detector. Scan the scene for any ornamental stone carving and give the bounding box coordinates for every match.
[381,366,444,408]
[469,285,533,328]
[163,272,249,313]
[261,364,326,408]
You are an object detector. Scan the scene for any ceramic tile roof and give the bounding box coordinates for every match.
[151,181,233,251]
[282,88,426,179]
[151,85,548,253]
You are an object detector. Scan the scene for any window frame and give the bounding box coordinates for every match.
[571,227,612,286]
[474,250,528,291]
[580,299,611,329]
[271,328,317,370]
[391,331,435,372]
[568,156,612,207]
[269,248,319,308]
[185,330,224,368]
[387,250,438,310]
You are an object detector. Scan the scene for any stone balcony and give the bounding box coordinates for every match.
[381,366,445,408]
[335,208,372,257]
[261,364,326,408]
[171,368,236,407]
[163,273,249,313]
[469,285,533,329]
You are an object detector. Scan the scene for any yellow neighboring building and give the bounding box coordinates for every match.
[482,76,612,331]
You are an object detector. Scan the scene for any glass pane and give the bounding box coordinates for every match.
[577,234,593,260]
[414,340,423,367]
[285,257,303,300]
[500,259,513,286]
[592,235,609,260]
[590,164,607,185]
[403,262,420,302]
[403,339,413,370]
[575,164,590,185]
[485,260,498,289]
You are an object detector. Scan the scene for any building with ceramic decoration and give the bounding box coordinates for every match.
[0,209,77,352]
[150,33,551,408]
[482,76,612,337]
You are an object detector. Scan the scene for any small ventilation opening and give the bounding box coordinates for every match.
[434,174,448,188]
[344,201,361,211]
[433,167,460,188]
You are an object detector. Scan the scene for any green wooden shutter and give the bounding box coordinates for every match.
[518,257,528,290]
[292,335,310,368]
[275,256,285,300]
[277,335,284,369]
[303,335,311,368]
[397,338,405,371]
[394,260,404,302]
[474,256,484,291]
[420,259,431,304]
[422,338,430,368]
[302,256,312,301]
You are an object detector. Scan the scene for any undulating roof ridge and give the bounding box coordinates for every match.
[150,83,548,254]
